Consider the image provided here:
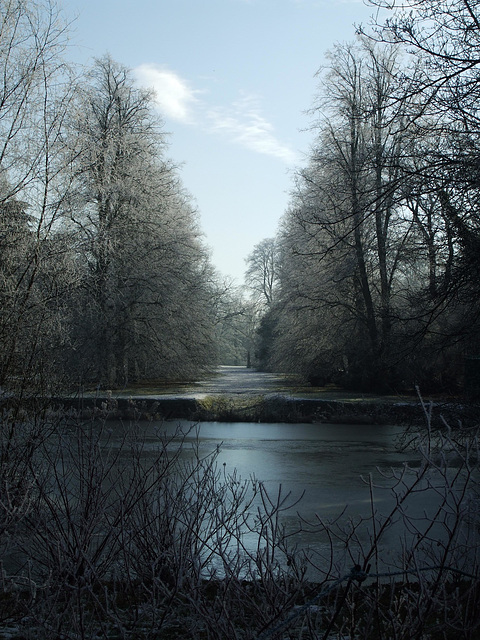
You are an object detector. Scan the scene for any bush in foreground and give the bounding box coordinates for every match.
[0,397,479,639]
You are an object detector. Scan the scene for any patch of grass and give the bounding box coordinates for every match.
[196,394,266,421]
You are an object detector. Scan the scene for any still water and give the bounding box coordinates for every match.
[163,420,413,517]
[125,419,431,567]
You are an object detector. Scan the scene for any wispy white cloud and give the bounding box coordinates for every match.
[134,66,298,164]
[207,94,299,165]
[133,63,199,123]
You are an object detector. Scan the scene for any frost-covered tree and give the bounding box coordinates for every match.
[245,237,279,307]
[64,56,216,386]
[271,40,426,389]
[0,0,76,391]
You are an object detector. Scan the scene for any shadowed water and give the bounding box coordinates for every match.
[109,419,443,570]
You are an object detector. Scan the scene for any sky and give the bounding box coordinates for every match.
[61,0,380,283]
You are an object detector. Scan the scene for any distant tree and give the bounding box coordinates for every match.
[211,279,260,367]
[245,238,279,306]
[268,170,357,383]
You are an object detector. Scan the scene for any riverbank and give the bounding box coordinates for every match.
[50,388,467,427]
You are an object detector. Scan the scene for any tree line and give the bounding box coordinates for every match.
[247,0,480,393]
[4,0,480,395]
[0,0,223,393]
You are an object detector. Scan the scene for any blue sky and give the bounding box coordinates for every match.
[61,0,379,282]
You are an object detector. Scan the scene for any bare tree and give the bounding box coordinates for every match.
[245,237,279,307]
[0,0,70,200]
[0,0,77,392]
[271,39,421,389]
[365,0,480,366]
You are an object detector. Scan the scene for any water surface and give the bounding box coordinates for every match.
[122,420,431,563]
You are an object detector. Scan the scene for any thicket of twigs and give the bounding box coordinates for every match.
[0,397,479,639]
